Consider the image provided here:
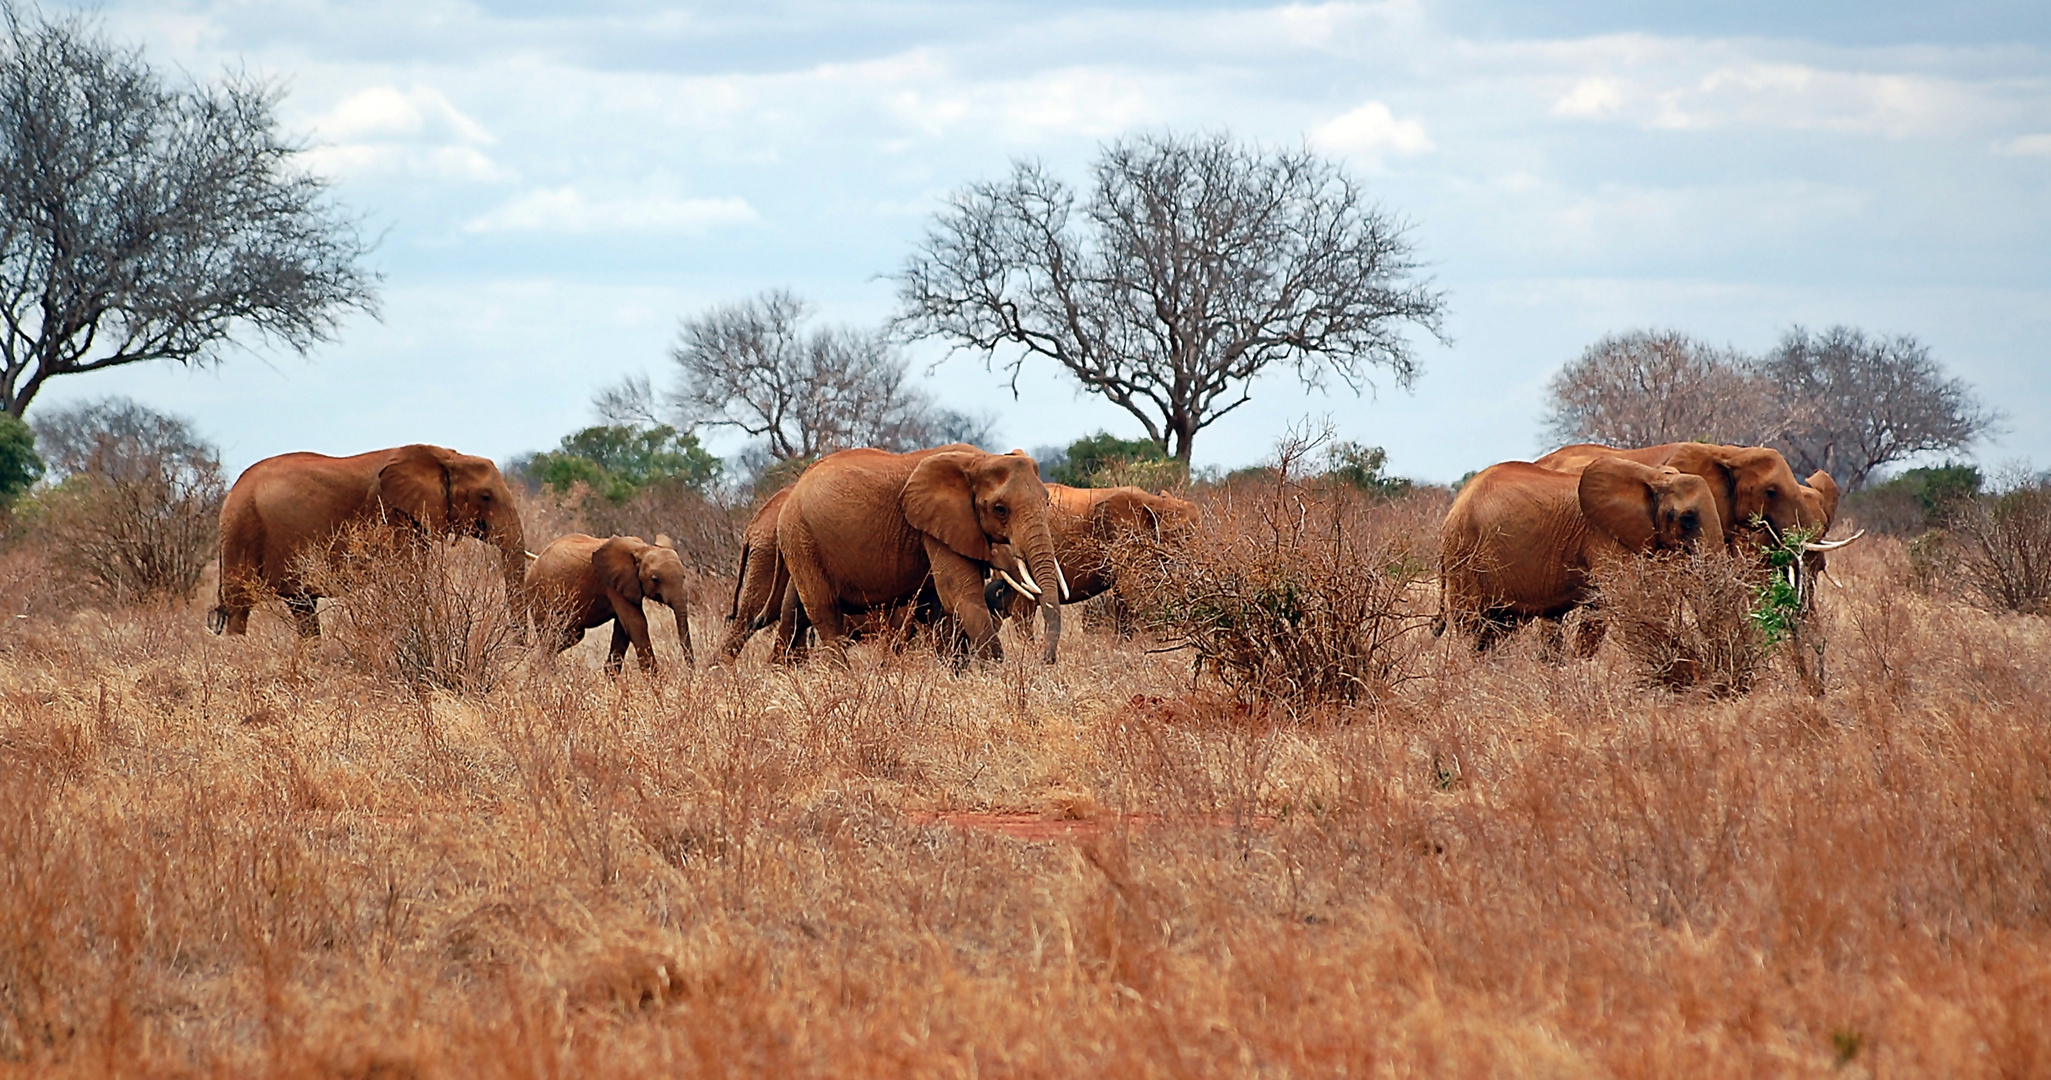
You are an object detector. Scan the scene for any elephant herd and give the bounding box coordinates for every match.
[1440,440,1861,654]
[207,441,1196,673]
[205,436,1857,676]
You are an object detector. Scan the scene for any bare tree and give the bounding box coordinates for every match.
[1763,326,1994,490]
[669,289,992,462]
[0,4,378,416]
[894,131,1446,465]
[1540,330,1777,450]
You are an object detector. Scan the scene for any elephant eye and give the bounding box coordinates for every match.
[1680,511,1698,531]
[993,502,1009,519]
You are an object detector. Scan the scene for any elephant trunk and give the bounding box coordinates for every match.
[1014,514,1063,663]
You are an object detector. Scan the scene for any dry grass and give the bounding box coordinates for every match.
[1594,551,1770,696]
[1,511,2049,1076]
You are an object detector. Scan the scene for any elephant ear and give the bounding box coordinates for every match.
[1804,470,1841,528]
[377,446,452,529]
[1579,457,1665,552]
[594,536,645,602]
[903,451,992,563]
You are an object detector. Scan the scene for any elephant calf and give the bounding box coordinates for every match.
[526,533,694,674]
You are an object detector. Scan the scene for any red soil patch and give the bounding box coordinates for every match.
[907,810,1276,842]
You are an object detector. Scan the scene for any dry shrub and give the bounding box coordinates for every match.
[29,453,223,604]
[1596,550,1768,694]
[1115,436,1438,707]
[1945,479,2051,616]
[294,521,526,693]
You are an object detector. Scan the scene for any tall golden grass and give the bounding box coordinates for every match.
[0,499,2048,1077]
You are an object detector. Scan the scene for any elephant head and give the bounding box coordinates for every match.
[1579,457,1724,554]
[903,449,1063,615]
[594,534,693,661]
[377,444,527,595]
[1663,444,1834,550]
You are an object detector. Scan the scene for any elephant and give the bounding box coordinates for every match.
[1439,456,1724,651]
[526,533,692,674]
[1533,442,1848,556]
[776,446,1063,664]
[212,444,526,636]
[718,486,796,660]
[984,484,1197,664]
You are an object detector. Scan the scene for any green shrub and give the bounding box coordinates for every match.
[527,424,721,503]
[1051,432,1169,488]
[0,414,41,503]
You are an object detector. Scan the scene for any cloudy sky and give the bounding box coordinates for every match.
[34,0,2051,482]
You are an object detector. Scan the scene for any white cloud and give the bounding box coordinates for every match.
[462,188,758,234]
[303,84,505,181]
[1312,101,1434,160]
[1994,133,2051,156]
[1552,77,1624,118]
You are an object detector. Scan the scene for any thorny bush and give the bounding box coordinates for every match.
[292,520,528,694]
[1114,434,1441,708]
[1941,475,2051,617]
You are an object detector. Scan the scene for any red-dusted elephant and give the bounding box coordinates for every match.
[212,444,526,636]
[1533,442,1850,555]
[1439,457,1724,650]
[986,484,1197,664]
[526,533,693,674]
[777,446,1063,664]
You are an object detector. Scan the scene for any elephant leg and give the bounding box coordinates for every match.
[285,593,321,638]
[770,580,811,665]
[612,603,658,674]
[1536,617,1566,664]
[1572,610,1607,659]
[780,529,848,663]
[925,542,1002,663]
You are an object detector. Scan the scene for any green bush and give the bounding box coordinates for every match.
[527,424,720,503]
[1050,432,1169,488]
[1846,463,1981,535]
[0,414,43,503]
[1320,441,1412,501]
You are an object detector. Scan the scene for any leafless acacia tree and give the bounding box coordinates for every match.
[0,4,377,417]
[668,289,991,462]
[1763,326,1994,491]
[894,131,1446,465]
[1543,325,1992,490]
[1541,330,1776,450]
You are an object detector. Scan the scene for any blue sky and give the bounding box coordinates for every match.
[36,0,2051,483]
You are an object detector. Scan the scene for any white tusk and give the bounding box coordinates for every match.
[1054,555,1070,602]
[524,550,538,560]
[999,568,1041,598]
[1014,558,1043,597]
[1803,529,1865,552]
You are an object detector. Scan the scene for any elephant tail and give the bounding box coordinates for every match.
[727,542,752,623]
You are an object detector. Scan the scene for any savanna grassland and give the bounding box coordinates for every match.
[2,499,2049,1079]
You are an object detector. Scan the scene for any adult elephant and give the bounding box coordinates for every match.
[211,444,526,636]
[527,533,692,673]
[1534,442,1847,554]
[985,484,1196,664]
[777,446,1062,664]
[718,486,796,660]
[1439,457,1723,650]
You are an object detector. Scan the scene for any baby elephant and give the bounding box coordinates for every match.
[526,533,694,673]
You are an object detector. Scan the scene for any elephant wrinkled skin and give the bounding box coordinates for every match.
[987,484,1197,664]
[212,444,526,636]
[1440,457,1724,650]
[777,446,1062,663]
[527,533,693,674]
